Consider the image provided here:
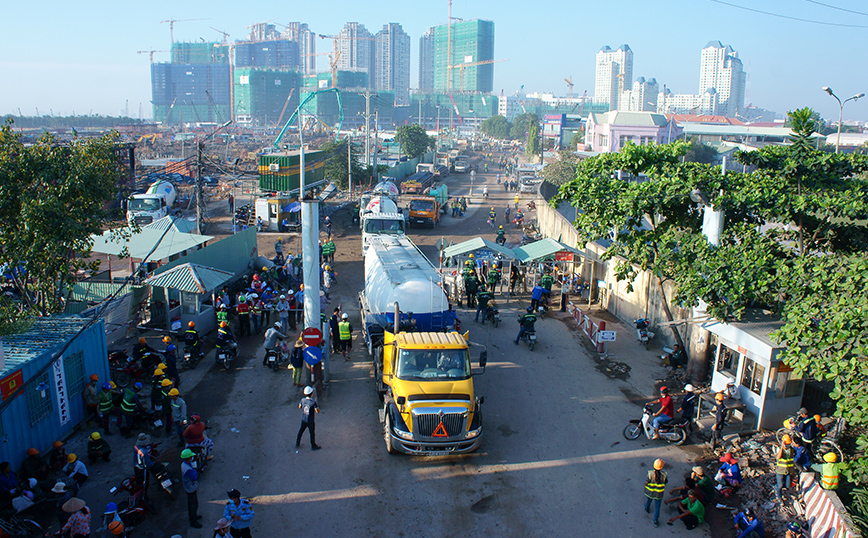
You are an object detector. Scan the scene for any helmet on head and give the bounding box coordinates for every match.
[167,344,176,352]
[659,386,669,394]
[274,322,282,330]
[168,388,180,396]
[684,384,695,392]
[824,452,838,463]
[102,382,112,390]
[787,522,801,532]
[134,382,142,390]
[162,336,172,344]
[653,458,665,470]
[341,313,349,320]
[188,321,195,328]
[105,502,118,514]
[220,321,229,328]
[90,374,99,382]
[53,441,64,449]
[465,261,471,266]
[161,379,173,387]
[157,363,167,370]
[191,413,201,423]
[744,508,755,519]
[814,414,822,423]
[252,274,260,281]
[181,449,195,460]
[249,293,258,299]
[527,306,533,312]
[490,207,494,211]
[110,381,117,389]
[138,337,146,345]
[262,266,268,272]
[67,454,77,463]
[715,392,725,402]
[469,254,474,259]
[91,432,101,441]
[26,448,38,456]
[239,294,246,302]
[782,434,792,444]
[304,386,314,396]
[280,294,286,300]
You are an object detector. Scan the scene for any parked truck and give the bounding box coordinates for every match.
[359,235,486,455]
[401,171,435,194]
[453,157,469,173]
[127,180,177,226]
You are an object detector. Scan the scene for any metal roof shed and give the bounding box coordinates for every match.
[89,227,213,263]
[144,263,235,334]
[512,238,587,263]
[0,318,109,470]
[441,237,517,260]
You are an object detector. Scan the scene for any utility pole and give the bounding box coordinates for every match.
[196,140,205,234]
[447,0,453,92]
[372,111,379,182]
[347,134,353,197]
[361,92,376,179]
[418,100,422,126]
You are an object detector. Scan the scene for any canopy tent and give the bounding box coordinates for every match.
[90,227,213,261]
[441,237,518,260]
[143,262,234,333]
[512,237,588,263]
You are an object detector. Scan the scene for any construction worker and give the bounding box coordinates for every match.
[796,407,819,452]
[475,288,494,324]
[250,293,263,335]
[488,207,496,228]
[464,272,480,309]
[710,392,727,448]
[487,262,501,291]
[151,368,166,412]
[811,452,841,490]
[643,458,668,527]
[462,260,475,280]
[97,382,118,436]
[119,383,144,438]
[235,295,250,336]
[774,435,795,502]
[216,304,229,327]
[514,193,520,209]
[322,239,336,265]
[540,270,555,293]
[338,313,353,361]
[496,226,506,245]
[514,306,537,345]
[159,379,174,436]
[184,321,201,360]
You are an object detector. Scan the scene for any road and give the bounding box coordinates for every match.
[128,152,707,537]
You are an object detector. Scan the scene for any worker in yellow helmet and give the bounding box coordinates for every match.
[812,452,841,490]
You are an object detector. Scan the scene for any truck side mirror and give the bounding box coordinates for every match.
[396,396,406,406]
[479,350,487,368]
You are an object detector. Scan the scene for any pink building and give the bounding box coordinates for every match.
[586,111,683,153]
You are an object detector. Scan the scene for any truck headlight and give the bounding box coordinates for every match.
[465,426,482,439]
[394,428,414,441]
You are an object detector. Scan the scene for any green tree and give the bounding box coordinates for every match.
[542,151,579,186]
[318,138,365,190]
[568,129,584,148]
[683,139,718,164]
[0,120,123,325]
[510,113,537,140]
[526,121,540,161]
[395,124,433,160]
[479,115,511,139]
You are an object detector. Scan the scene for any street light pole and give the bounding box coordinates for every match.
[823,86,865,154]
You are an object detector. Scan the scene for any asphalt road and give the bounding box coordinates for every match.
[128,152,708,538]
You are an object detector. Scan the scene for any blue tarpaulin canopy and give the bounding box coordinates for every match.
[283,202,302,213]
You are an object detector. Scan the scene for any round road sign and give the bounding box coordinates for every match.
[302,327,322,346]
[303,346,323,365]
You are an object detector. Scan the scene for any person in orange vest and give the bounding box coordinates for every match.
[811,452,841,490]
[643,458,668,527]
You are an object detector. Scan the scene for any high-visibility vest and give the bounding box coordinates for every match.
[644,470,667,499]
[821,462,840,490]
[776,446,794,474]
[338,321,351,341]
[120,389,136,414]
[216,310,228,322]
[98,391,114,413]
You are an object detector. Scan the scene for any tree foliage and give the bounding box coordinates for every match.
[479,115,511,139]
[510,113,537,140]
[395,124,433,160]
[526,121,540,161]
[683,139,718,164]
[542,151,579,186]
[0,120,122,327]
[318,138,365,190]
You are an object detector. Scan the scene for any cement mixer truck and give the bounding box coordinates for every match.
[359,235,486,455]
[127,180,177,226]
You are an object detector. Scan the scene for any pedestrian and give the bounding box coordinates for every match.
[52,482,73,525]
[774,434,795,502]
[97,382,119,436]
[228,193,234,211]
[733,508,765,538]
[170,388,187,448]
[322,264,332,299]
[223,489,255,538]
[475,288,494,324]
[338,313,353,361]
[643,458,667,527]
[250,294,263,335]
[236,294,251,337]
[294,286,304,324]
[162,336,180,387]
[86,432,111,464]
[329,308,341,354]
[82,374,100,425]
[276,294,291,334]
[296,386,321,451]
[514,193,520,209]
[324,216,332,240]
[274,237,283,257]
[181,449,203,528]
[61,497,92,538]
[710,391,727,449]
[666,489,704,529]
[290,339,305,386]
[214,517,232,537]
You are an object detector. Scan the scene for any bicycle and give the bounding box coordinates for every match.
[0,513,42,537]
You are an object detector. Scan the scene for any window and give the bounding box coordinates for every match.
[27,372,53,426]
[772,363,803,399]
[598,135,608,148]
[64,351,87,396]
[740,358,766,396]
[716,343,739,377]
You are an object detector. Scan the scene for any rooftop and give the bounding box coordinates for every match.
[1,318,91,378]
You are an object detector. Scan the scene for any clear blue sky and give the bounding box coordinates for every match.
[2,0,867,122]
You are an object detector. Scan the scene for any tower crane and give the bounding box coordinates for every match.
[209,26,230,44]
[564,76,574,99]
[159,18,209,43]
[456,58,508,92]
[137,50,168,64]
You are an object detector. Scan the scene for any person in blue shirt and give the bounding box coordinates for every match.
[715,452,743,488]
[223,488,255,537]
[733,508,765,538]
[792,437,811,472]
[530,284,550,312]
[294,286,305,324]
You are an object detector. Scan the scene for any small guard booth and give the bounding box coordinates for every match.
[701,309,804,430]
[0,318,110,470]
[144,263,235,335]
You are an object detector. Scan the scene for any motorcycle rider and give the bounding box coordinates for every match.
[215,321,236,363]
[184,321,201,361]
[133,337,158,372]
[183,413,214,460]
[464,272,480,309]
[482,185,489,199]
[496,225,506,245]
[676,384,698,432]
[475,288,494,324]
[488,207,496,227]
[514,209,524,225]
[651,386,674,440]
[262,322,287,367]
[514,306,537,345]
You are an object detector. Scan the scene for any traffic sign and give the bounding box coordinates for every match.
[302,327,322,346]
[303,346,322,365]
[597,330,617,342]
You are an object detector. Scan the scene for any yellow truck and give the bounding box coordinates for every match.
[375,330,486,455]
[407,195,441,227]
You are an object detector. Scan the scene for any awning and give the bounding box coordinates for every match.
[143,215,198,234]
[90,227,213,261]
[512,237,588,263]
[143,263,235,294]
[442,237,518,260]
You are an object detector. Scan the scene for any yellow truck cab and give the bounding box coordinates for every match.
[407,196,441,228]
[377,330,486,455]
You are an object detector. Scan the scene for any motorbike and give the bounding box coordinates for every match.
[519,328,537,351]
[623,403,688,445]
[130,408,163,437]
[495,234,506,246]
[635,319,654,348]
[485,306,501,328]
[137,443,174,498]
[109,351,147,388]
[265,343,289,372]
[526,200,536,211]
[216,341,238,371]
[182,343,202,370]
[109,475,155,528]
[513,214,524,227]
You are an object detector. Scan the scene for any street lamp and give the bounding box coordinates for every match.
[822,86,865,154]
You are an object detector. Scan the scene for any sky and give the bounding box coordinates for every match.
[2,0,868,122]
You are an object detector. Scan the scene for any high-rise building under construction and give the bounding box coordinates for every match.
[431,19,494,93]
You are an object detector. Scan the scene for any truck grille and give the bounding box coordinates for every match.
[414,412,466,438]
[134,216,154,225]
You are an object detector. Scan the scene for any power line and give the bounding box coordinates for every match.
[804,0,868,17]
[709,0,868,27]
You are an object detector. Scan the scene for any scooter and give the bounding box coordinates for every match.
[623,403,688,445]
[485,306,501,328]
[109,475,155,528]
[141,443,174,498]
[495,234,506,246]
[635,319,654,348]
[519,329,537,351]
[185,444,210,473]
[109,351,147,388]
[265,343,289,372]
[216,341,238,371]
[526,200,536,211]
[182,343,202,370]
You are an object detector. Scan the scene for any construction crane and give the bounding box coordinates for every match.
[457,58,508,92]
[209,26,230,44]
[564,76,574,99]
[275,88,296,127]
[160,18,209,43]
[137,50,168,64]
[569,89,588,115]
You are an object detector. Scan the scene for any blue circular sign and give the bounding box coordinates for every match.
[303,346,322,365]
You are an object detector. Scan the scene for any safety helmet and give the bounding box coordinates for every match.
[169,388,180,396]
[90,374,99,382]
[324,265,330,271]
[465,261,471,266]
[102,382,112,390]
[280,294,286,300]
[659,386,669,394]
[527,306,533,312]
[188,321,195,328]
[684,384,695,392]
[220,321,229,328]
[181,448,195,459]
[154,368,164,376]
[161,379,173,387]
[469,254,474,259]
[138,337,146,345]
[191,413,201,423]
[157,363,167,370]
[499,225,503,229]
[262,266,268,272]
[653,458,665,470]
[782,434,792,444]
[239,294,246,302]
[304,386,314,396]
[91,432,101,441]
[744,508,755,519]
[300,284,304,290]
[67,454,77,463]
[167,344,176,352]
[162,336,172,344]
[341,313,349,320]
[134,382,142,390]
[104,502,118,514]
[53,441,64,449]
[787,522,801,532]
[490,207,494,211]
[274,322,282,330]
[26,447,39,456]
[715,392,725,402]
[288,289,294,295]
[814,414,822,423]
[252,274,260,281]
[824,452,838,463]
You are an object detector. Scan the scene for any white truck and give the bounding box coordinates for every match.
[127,180,177,226]
[361,194,406,251]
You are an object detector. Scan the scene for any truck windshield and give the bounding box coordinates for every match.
[409,200,434,212]
[128,198,161,212]
[364,219,404,234]
[396,349,471,380]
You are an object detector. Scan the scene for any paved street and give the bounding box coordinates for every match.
[116,155,710,537]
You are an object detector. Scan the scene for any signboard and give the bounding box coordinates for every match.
[597,330,617,342]
[52,358,71,426]
[0,369,23,401]
[302,327,323,346]
[303,346,323,365]
[554,251,573,262]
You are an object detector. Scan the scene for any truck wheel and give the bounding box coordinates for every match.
[384,414,398,455]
